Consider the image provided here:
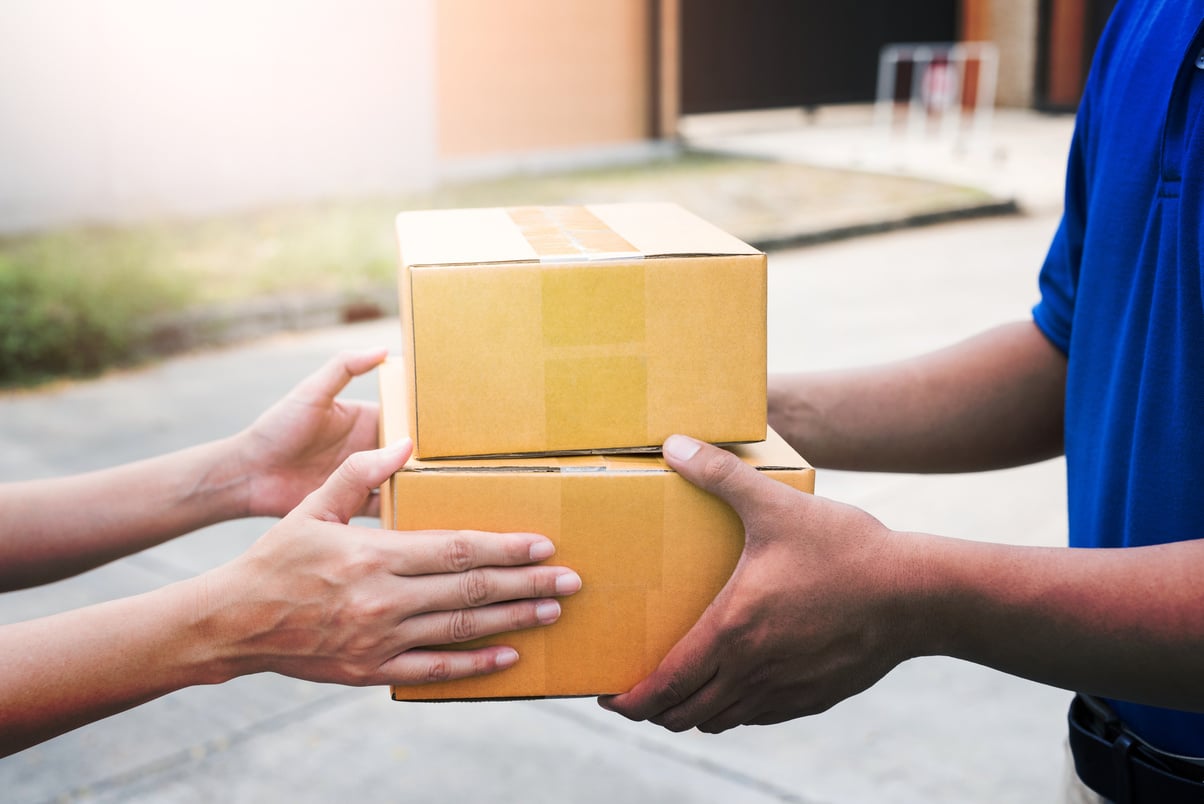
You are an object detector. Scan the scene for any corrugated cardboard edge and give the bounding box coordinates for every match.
[395,240,420,457]
[378,359,808,474]
[390,693,590,703]
[588,202,761,259]
[378,395,395,532]
[394,203,762,269]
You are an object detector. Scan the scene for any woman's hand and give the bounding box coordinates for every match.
[197,438,583,686]
[236,347,388,519]
[198,435,582,688]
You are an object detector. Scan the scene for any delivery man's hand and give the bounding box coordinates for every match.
[600,435,916,733]
[197,438,582,686]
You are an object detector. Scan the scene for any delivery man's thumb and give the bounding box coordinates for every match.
[662,434,766,524]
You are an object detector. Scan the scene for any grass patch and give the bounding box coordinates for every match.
[0,152,993,386]
[0,231,193,385]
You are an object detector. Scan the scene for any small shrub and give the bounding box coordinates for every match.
[0,231,193,385]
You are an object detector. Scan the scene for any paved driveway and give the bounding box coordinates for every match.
[0,212,1072,804]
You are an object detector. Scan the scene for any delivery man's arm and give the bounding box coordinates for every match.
[602,319,1204,730]
[768,320,1066,472]
[601,433,1204,732]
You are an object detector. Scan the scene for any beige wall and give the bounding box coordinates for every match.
[963,0,1039,107]
[436,0,652,157]
[0,0,439,233]
[988,0,1038,107]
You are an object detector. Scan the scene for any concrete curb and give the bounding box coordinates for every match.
[137,197,1019,361]
[138,286,400,358]
[746,198,1019,252]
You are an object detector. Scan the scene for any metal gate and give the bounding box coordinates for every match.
[680,0,959,115]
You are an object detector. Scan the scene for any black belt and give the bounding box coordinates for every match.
[1068,693,1204,803]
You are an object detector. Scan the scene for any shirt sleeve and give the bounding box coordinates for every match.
[1031,66,1095,357]
[1032,218,1079,356]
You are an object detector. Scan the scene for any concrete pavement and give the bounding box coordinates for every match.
[681,105,1075,215]
[0,209,1075,803]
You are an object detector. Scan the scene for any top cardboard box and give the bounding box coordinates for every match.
[395,202,767,459]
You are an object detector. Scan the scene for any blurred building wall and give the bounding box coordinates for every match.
[0,0,438,233]
[993,0,1039,108]
[435,0,652,159]
[0,1,1086,234]
[961,0,1039,108]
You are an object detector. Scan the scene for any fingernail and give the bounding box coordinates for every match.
[664,434,701,462]
[555,571,582,595]
[535,600,561,624]
[529,539,556,561]
[386,437,413,453]
[495,648,519,668]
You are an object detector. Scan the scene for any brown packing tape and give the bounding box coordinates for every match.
[545,472,660,691]
[508,206,641,260]
[507,206,656,452]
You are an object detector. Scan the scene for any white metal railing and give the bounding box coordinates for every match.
[874,42,999,147]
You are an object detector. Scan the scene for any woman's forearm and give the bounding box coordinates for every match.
[0,577,219,756]
[0,440,584,759]
[0,436,250,591]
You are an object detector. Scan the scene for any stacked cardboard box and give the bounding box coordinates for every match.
[381,202,814,700]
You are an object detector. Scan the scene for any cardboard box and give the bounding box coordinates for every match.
[378,360,814,701]
[395,202,767,459]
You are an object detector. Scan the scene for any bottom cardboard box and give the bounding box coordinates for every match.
[378,359,815,700]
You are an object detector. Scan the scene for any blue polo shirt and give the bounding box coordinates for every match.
[1032,0,1204,756]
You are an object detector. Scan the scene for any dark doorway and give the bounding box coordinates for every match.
[1035,0,1119,110]
[680,0,960,115]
